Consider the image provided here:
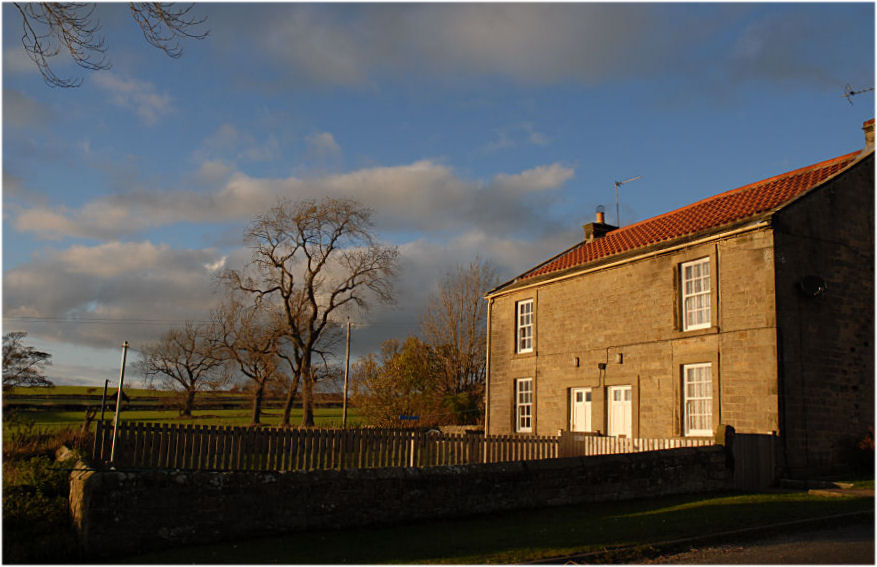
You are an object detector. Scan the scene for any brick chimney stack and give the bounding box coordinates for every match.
[863,118,874,150]
[583,210,617,243]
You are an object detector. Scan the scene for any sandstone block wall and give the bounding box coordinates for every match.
[487,229,779,438]
[773,152,875,475]
[71,446,730,559]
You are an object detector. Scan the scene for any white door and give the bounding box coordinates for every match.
[607,385,632,438]
[570,388,591,432]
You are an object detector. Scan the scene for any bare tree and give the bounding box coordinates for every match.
[212,292,283,426]
[225,197,398,427]
[2,331,53,391]
[13,2,208,88]
[137,321,227,417]
[421,259,500,424]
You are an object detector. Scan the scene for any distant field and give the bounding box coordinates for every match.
[4,386,361,431]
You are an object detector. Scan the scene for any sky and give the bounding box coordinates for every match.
[2,2,874,388]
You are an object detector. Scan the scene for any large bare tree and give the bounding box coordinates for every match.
[421,259,500,424]
[13,2,208,88]
[225,197,398,427]
[138,322,227,417]
[212,292,283,426]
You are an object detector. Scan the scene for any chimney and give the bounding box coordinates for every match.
[583,210,617,243]
[863,118,874,150]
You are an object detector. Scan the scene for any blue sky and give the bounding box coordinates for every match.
[2,3,874,387]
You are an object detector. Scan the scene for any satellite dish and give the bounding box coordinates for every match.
[799,275,827,297]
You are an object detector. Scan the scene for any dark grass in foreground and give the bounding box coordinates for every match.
[126,490,874,564]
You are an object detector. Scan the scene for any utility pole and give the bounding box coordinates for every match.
[109,341,129,465]
[342,319,351,428]
[614,176,641,227]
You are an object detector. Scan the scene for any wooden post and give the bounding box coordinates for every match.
[109,341,129,465]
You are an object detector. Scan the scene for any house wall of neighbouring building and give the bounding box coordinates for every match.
[772,152,875,476]
[487,228,780,439]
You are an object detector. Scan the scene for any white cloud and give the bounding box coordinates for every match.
[483,123,550,153]
[492,164,574,193]
[306,132,342,158]
[92,72,173,125]
[3,241,228,350]
[11,160,575,241]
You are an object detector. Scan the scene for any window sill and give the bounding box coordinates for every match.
[675,326,720,339]
[513,351,538,359]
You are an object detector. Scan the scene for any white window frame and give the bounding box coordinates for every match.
[515,378,533,433]
[683,363,713,437]
[681,257,711,331]
[516,299,534,353]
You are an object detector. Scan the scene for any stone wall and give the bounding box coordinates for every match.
[773,152,875,476]
[71,446,730,559]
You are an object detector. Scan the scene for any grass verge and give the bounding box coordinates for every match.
[126,489,874,564]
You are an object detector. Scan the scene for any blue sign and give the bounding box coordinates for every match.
[399,415,420,421]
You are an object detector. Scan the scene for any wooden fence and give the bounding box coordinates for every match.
[558,431,713,458]
[92,421,558,471]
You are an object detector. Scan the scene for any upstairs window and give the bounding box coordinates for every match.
[681,258,711,331]
[515,378,533,433]
[516,299,534,353]
[683,363,712,436]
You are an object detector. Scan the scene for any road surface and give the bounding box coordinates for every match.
[643,519,874,564]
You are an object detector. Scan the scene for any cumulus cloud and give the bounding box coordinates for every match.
[92,72,173,125]
[209,4,717,88]
[306,132,342,158]
[196,123,284,164]
[205,3,871,94]
[3,241,228,349]
[12,161,575,241]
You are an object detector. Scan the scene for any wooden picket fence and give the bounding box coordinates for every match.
[558,431,712,457]
[92,421,558,471]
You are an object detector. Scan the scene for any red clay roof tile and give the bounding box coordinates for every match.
[519,150,862,282]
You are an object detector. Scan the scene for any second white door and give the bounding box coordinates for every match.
[607,385,632,438]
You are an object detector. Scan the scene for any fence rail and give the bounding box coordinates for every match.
[92,421,559,471]
[92,422,713,472]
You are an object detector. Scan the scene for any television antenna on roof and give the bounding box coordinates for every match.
[614,175,641,227]
[843,83,874,105]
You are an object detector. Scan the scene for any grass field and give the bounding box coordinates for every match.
[4,386,362,432]
[125,489,874,564]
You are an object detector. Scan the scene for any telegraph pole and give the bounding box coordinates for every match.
[109,341,129,465]
[342,320,351,428]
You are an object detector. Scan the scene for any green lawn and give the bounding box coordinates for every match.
[5,407,363,431]
[126,489,874,564]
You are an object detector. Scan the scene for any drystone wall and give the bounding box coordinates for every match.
[71,445,730,559]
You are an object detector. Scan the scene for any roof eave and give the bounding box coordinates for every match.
[486,214,773,298]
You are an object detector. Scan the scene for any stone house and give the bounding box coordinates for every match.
[485,119,874,476]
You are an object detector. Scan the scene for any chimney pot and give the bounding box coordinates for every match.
[596,211,605,224]
[863,119,874,150]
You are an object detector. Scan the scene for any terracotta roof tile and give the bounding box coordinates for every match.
[519,150,861,281]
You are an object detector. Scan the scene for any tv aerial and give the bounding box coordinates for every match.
[614,175,641,227]
[843,83,874,105]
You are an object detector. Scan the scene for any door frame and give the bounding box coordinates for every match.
[569,387,592,432]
